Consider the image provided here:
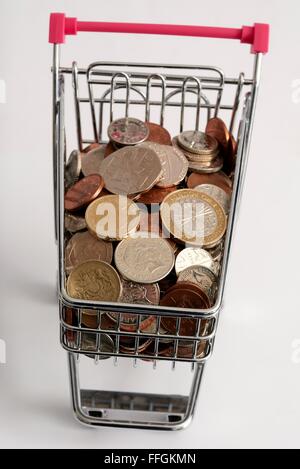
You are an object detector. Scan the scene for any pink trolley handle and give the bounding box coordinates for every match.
[49,13,269,54]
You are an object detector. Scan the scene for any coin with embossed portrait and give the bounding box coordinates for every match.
[65,231,113,274]
[99,145,163,196]
[108,117,149,146]
[115,237,175,284]
[67,260,121,302]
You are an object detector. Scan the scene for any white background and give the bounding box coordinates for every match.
[0,0,299,449]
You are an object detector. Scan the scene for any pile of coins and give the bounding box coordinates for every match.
[63,116,236,360]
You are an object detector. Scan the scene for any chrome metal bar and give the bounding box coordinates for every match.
[72,62,83,152]
[52,44,60,242]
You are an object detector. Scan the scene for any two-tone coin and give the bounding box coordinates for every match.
[195,184,231,214]
[160,189,227,248]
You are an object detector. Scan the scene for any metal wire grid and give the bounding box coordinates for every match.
[56,60,256,367]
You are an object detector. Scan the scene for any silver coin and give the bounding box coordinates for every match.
[178,265,218,303]
[108,117,149,146]
[65,150,82,188]
[177,131,218,155]
[81,332,114,360]
[195,184,231,214]
[188,154,224,174]
[175,248,214,276]
[81,145,106,176]
[64,213,87,233]
[206,240,224,262]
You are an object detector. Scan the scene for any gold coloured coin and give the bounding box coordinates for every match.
[160,189,227,248]
[67,260,122,302]
[85,195,140,241]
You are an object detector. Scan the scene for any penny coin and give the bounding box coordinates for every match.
[81,145,106,176]
[205,117,230,151]
[85,195,140,241]
[64,213,87,233]
[137,186,177,205]
[140,142,188,188]
[108,117,149,146]
[65,150,82,188]
[175,248,214,275]
[177,131,218,155]
[119,338,153,354]
[195,184,231,214]
[223,134,237,176]
[99,145,163,196]
[104,141,117,157]
[146,122,172,145]
[82,143,101,153]
[188,154,223,174]
[67,260,122,302]
[178,265,218,303]
[65,174,104,212]
[160,189,227,248]
[108,312,156,333]
[159,340,208,359]
[81,311,116,330]
[65,231,113,274]
[81,332,114,360]
[115,237,175,284]
[187,172,232,192]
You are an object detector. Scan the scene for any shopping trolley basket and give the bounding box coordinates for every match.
[49,13,269,430]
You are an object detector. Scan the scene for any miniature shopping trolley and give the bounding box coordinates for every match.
[49,13,269,430]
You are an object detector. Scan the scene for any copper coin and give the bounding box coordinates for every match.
[99,145,163,196]
[64,307,76,343]
[65,174,104,212]
[160,282,210,310]
[108,117,149,146]
[64,213,87,233]
[137,186,177,205]
[81,145,106,176]
[81,312,116,330]
[178,266,218,304]
[205,118,230,151]
[187,172,232,193]
[104,141,117,157]
[108,312,156,333]
[82,143,101,153]
[146,122,172,146]
[65,231,113,274]
[119,337,153,354]
[223,134,237,176]
[158,340,208,359]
